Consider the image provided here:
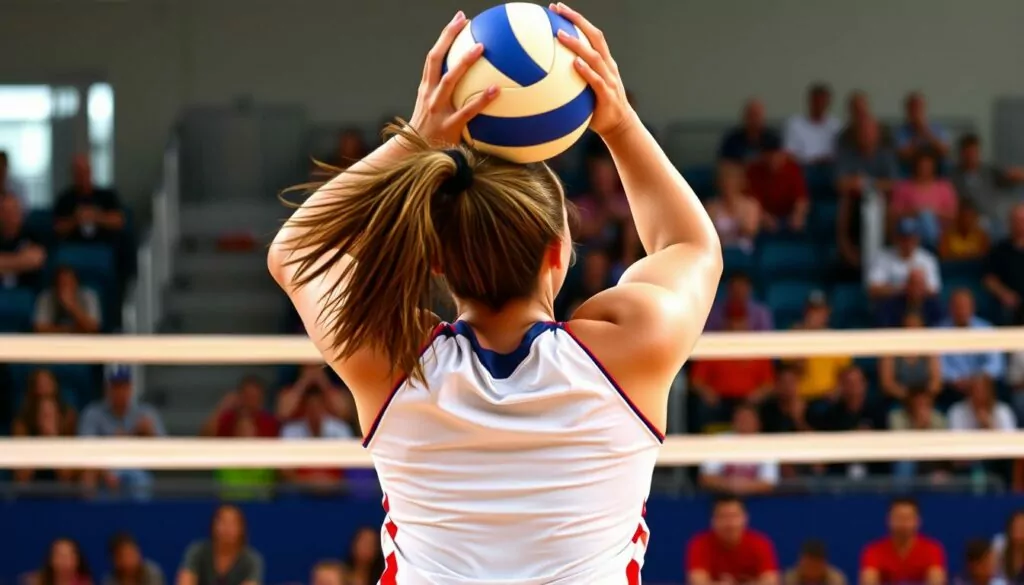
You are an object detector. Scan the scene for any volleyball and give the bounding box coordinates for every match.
[445,2,596,163]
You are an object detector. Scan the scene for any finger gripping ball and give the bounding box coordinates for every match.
[445,2,596,163]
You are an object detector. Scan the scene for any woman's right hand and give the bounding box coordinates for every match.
[408,12,500,146]
[551,3,637,139]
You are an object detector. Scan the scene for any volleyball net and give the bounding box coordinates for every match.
[2,327,1024,470]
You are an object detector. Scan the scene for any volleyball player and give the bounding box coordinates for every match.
[268,4,722,583]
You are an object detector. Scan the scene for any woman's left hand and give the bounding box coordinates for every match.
[408,11,501,145]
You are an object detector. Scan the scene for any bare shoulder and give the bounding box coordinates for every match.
[567,282,703,427]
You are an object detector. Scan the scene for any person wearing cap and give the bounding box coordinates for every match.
[784,540,847,585]
[783,82,842,165]
[746,133,810,233]
[867,217,942,300]
[78,365,165,499]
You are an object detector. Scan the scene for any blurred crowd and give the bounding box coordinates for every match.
[3,80,1024,502]
[22,505,385,585]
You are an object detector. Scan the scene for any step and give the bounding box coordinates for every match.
[164,311,282,334]
[176,250,272,286]
[180,202,287,240]
[163,288,284,315]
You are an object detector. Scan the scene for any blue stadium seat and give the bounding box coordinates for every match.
[722,247,755,278]
[0,288,35,332]
[941,259,985,281]
[830,284,869,329]
[24,209,54,243]
[810,200,839,241]
[765,281,817,329]
[804,164,836,199]
[681,165,715,200]
[758,241,820,281]
[53,244,116,287]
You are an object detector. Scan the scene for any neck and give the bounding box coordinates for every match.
[457,297,555,331]
[214,541,239,555]
[892,534,914,549]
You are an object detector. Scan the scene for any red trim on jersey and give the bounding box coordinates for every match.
[381,492,400,584]
[559,323,666,442]
[362,322,452,448]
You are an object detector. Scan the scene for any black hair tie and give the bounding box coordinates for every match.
[437,149,474,197]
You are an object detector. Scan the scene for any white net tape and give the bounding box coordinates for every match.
[2,328,1022,468]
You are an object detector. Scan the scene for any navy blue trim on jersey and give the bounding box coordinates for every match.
[454,320,558,379]
[362,323,455,448]
[466,86,595,148]
[558,323,666,443]
[470,4,548,87]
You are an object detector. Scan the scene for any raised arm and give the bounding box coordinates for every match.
[554,4,722,425]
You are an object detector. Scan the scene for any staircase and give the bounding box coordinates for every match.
[145,200,287,436]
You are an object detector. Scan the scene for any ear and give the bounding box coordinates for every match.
[545,239,564,270]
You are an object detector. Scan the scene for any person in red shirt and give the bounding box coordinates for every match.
[746,134,810,233]
[860,497,946,585]
[201,375,280,437]
[686,496,780,585]
[690,299,775,427]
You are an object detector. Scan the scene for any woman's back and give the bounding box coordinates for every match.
[368,321,658,584]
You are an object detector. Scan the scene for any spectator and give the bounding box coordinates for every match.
[557,249,613,319]
[608,219,643,281]
[276,364,355,429]
[1007,351,1024,423]
[705,272,774,332]
[983,203,1024,324]
[951,134,1024,232]
[104,532,164,585]
[705,162,761,253]
[784,540,846,585]
[54,154,125,244]
[956,539,1000,585]
[698,405,780,496]
[12,368,78,436]
[215,412,276,500]
[939,290,1004,404]
[940,200,991,261]
[0,150,28,205]
[691,301,775,426]
[0,193,46,290]
[891,149,958,246]
[335,128,369,169]
[310,561,347,585]
[760,363,812,433]
[783,82,842,165]
[202,375,279,438]
[878,312,943,402]
[896,92,951,165]
[837,116,899,199]
[78,366,166,498]
[813,366,878,478]
[685,496,780,585]
[876,268,944,328]
[837,91,891,151]
[868,218,942,300]
[993,511,1024,582]
[889,386,947,431]
[13,396,78,486]
[948,377,1016,431]
[719,99,779,164]
[280,388,353,489]
[341,527,386,585]
[889,388,952,483]
[573,155,630,249]
[746,134,810,233]
[177,505,264,585]
[34,266,102,333]
[790,291,851,401]
[860,497,946,585]
[33,538,93,585]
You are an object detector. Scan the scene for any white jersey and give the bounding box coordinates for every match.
[364,321,663,585]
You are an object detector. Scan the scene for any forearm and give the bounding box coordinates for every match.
[98,210,125,230]
[0,253,28,272]
[67,304,99,332]
[604,115,719,255]
[54,218,76,236]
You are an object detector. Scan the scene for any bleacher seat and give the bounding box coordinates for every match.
[722,247,755,278]
[0,288,35,332]
[681,165,715,200]
[53,244,116,286]
[810,200,839,241]
[758,240,819,281]
[941,259,985,281]
[24,209,54,244]
[766,281,817,330]
[831,284,870,329]
[804,164,836,199]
